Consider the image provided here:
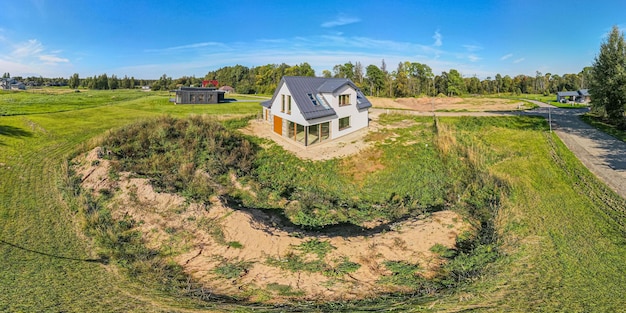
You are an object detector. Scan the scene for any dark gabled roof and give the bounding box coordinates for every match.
[557,91,579,97]
[557,89,590,97]
[263,76,371,120]
[283,76,337,120]
[355,90,372,110]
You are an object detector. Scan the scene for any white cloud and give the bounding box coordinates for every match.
[11,39,44,58]
[513,58,525,64]
[463,44,482,52]
[433,31,442,47]
[500,53,513,60]
[145,41,227,52]
[0,37,72,76]
[39,54,69,64]
[321,16,360,28]
[468,54,481,62]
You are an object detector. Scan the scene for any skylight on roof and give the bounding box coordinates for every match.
[307,93,318,106]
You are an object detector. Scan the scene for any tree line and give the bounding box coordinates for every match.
[1,62,592,97]
[200,61,591,98]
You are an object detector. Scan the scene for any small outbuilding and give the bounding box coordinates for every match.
[171,87,226,104]
[556,89,590,103]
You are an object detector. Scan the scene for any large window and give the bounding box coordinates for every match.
[339,94,350,106]
[320,122,330,140]
[338,116,350,130]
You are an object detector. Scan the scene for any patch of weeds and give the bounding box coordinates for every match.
[227,241,243,249]
[241,287,272,302]
[391,237,408,250]
[127,184,139,204]
[99,188,113,201]
[266,252,326,273]
[164,227,177,235]
[198,217,226,245]
[213,258,253,280]
[378,260,424,288]
[266,283,305,297]
[429,243,457,258]
[293,238,335,258]
[323,257,361,277]
[107,168,119,181]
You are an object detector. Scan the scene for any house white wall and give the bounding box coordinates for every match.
[325,85,368,139]
[269,83,310,126]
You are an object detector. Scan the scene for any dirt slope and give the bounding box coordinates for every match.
[73,147,468,302]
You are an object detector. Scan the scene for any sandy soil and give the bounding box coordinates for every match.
[369,96,527,112]
[73,146,469,302]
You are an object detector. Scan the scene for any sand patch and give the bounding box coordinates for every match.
[370,96,527,111]
[73,147,470,302]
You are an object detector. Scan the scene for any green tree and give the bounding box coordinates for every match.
[365,64,385,96]
[590,25,626,124]
[446,69,466,96]
[393,62,409,97]
[465,76,481,94]
[579,66,592,89]
[68,73,80,89]
[108,74,119,90]
[322,70,332,78]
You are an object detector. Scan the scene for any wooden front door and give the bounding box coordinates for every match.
[273,116,282,135]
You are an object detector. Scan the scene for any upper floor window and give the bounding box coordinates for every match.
[281,95,285,112]
[339,94,351,106]
[287,95,292,114]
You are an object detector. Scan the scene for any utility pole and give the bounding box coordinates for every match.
[549,107,552,133]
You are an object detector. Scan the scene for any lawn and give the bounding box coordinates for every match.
[0,90,261,312]
[1,90,625,312]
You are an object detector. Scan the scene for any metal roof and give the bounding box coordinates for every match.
[557,89,590,97]
[557,91,580,97]
[263,76,371,120]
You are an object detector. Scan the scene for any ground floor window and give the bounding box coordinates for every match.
[338,116,350,130]
[284,120,330,146]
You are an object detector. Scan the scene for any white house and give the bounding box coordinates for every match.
[261,76,371,146]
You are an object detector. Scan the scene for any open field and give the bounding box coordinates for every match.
[1,90,625,312]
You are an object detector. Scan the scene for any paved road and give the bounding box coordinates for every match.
[524,100,626,199]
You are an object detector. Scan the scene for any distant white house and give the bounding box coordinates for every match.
[261,76,371,146]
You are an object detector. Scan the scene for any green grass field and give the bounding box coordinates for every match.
[1,89,625,312]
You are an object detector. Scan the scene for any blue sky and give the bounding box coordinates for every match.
[0,0,624,79]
